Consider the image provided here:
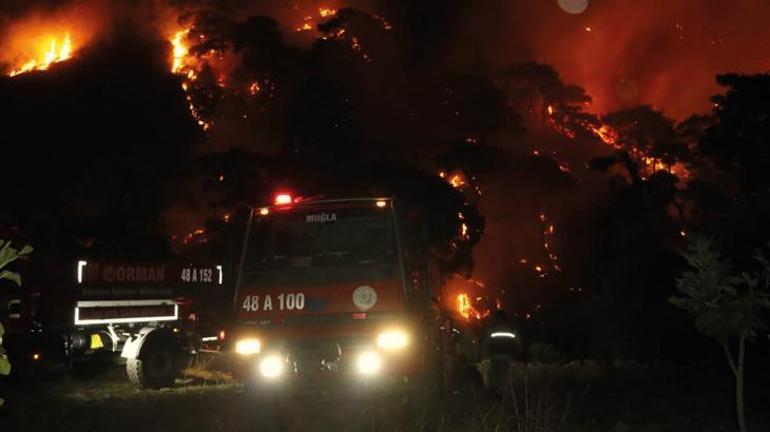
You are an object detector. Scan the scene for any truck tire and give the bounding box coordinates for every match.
[126,342,179,389]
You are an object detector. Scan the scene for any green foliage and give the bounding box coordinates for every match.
[670,236,770,341]
[0,239,33,287]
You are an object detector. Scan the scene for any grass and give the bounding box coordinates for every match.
[1,360,768,431]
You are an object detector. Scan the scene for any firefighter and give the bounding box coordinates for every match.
[482,310,519,395]
[0,321,10,409]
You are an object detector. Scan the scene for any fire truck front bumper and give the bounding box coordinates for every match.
[231,341,426,397]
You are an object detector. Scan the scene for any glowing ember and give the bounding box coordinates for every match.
[450,174,465,188]
[591,124,619,148]
[8,32,73,77]
[319,7,337,18]
[439,170,468,189]
[296,7,338,32]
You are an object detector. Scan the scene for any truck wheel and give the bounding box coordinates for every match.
[126,344,179,389]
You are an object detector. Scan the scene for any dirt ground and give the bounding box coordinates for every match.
[1,361,768,432]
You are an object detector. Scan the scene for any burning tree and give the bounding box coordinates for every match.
[670,237,770,432]
[496,62,591,131]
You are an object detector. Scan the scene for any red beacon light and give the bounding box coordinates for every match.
[274,193,293,205]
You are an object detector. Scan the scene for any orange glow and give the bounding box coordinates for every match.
[547,105,554,115]
[8,32,74,77]
[592,124,619,148]
[457,293,475,320]
[319,7,337,18]
[168,26,213,131]
[448,275,492,321]
[2,5,104,77]
[456,292,489,321]
[438,170,468,189]
[171,29,190,74]
[295,7,337,33]
[588,123,690,178]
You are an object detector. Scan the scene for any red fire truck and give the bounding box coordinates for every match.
[72,259,227,387]
[228,194,457,407]
[1,226,229,388]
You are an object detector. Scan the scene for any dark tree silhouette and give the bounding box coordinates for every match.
[701,74,770,193]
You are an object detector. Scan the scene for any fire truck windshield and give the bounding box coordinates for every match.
[241,204,398,286]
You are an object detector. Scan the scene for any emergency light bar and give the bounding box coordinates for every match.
[274,193,293,205]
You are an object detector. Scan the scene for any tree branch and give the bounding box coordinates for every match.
[720,339,738,377]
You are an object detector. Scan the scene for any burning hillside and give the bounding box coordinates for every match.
[0,3,107,77]
[0,0,753,336]
[7,32,73,77]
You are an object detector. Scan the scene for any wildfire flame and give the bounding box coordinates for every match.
[7,32,74,77]
[457,293,481,320]
[171,29,190,75]
[168,27,212,130]
[319,7,337,18]
[296,7,338,32]
[448,275,496,321]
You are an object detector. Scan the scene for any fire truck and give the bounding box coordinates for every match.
[227,193,458,409]
[70,260,228,388]
[1,224,230,388]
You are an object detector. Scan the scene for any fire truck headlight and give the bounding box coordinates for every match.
[259,354,285,378]
[356,351,383,375]
[376,329,409,351]
[235,338,262,356]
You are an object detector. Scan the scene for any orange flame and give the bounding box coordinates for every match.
[7,32,74,77]
[171,29,191,74]
[168,27,212,131]
[319,7,337,18]
[457,293,474,320]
